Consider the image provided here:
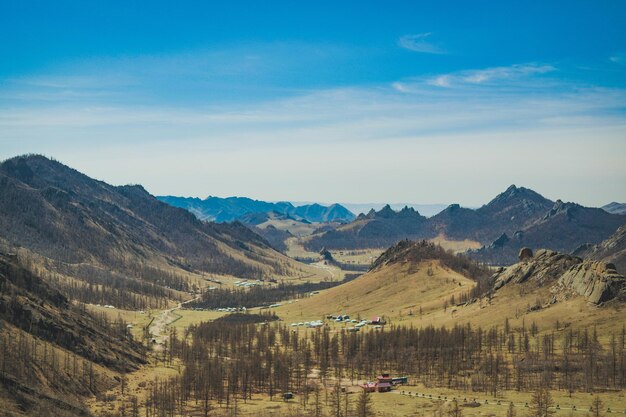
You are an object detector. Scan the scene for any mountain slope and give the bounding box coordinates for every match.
[602,202,626,215]
[573,225,626,274]
[277,240,490,321]
[157,195,355,223]
[472,201,626,265]
[0,251,145,416]
[303,205,431,251]
[0,155,317,308]
[304,185,624,267]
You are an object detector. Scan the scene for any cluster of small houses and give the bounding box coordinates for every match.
[289,315,385,331]
[233,280,262,288]
[93,304,117,309]
[216,307,248,313]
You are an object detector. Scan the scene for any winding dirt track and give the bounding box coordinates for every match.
[148,297,199,350]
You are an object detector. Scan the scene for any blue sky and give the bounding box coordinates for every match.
[1,0,625,206]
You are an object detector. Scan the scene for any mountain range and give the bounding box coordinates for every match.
[304,185,626,265]
[157,195,356,223]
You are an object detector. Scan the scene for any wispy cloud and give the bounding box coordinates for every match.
[424,63,556,88]
[398,33,445,54]
[610,53,626,65]
[1,53,625,205]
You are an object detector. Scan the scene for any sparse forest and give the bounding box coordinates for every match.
[188,274,361,309]
[133,314,626,417]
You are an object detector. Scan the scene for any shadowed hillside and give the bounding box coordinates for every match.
[0,251,145,416]
[0,155,319,309]
[472,201,626,265]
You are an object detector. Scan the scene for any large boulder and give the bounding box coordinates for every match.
[518,247,533,261]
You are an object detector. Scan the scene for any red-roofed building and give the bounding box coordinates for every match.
[359,382,377,393]
[377,373,393,384]
[377,382,392,392]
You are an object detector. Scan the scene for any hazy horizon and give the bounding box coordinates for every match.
[1,1,625,207]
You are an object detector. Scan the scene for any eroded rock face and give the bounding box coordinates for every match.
[558,262,623,304]
[492,249,625,304]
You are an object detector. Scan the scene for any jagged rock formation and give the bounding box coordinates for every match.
[558,261,624,304]
[492,249,625,304]
[573,225,626,274]
[304,205,430,251]
[305,185,625,260]
[518,247,533,261]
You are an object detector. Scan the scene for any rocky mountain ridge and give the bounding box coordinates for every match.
[158,195,356,223]
[305,185,625,262]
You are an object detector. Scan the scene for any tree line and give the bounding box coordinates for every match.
[188,275,360,310]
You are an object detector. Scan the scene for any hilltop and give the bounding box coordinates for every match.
[276,240,491,322]
[157,195,355,223]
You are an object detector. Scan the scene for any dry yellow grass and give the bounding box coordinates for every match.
[274,261,474,324]
[275,258,626,339]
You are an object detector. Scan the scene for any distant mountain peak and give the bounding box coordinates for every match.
[488,184,549,207]
[376,204,396,218]
[602,202,626,215]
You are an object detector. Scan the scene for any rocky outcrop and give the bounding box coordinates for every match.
[574,225,626,274]
[557,261,624,304]
[492,249,625,304]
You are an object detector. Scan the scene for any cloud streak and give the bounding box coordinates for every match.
[398,33,445,54]
[610,53,626,65]
[425,63,556,88]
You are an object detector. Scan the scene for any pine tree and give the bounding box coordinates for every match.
[356,388,372,417]
[507,401,516,417]
[589,396,605,417]
[528,388,555,417]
